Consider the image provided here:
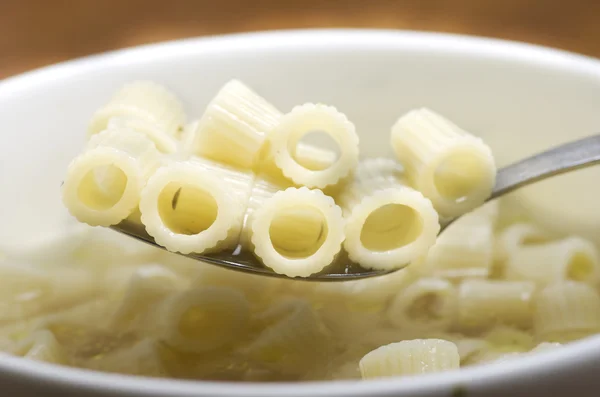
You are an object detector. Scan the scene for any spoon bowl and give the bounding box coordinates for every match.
[110,133,600,281]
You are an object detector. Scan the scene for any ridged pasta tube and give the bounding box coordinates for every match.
[505,237,600,286]
[533,281,600,342]
[268,103,359,189]
[244,299,331,375]
[158,286,250,353]
[106,117,178,153]
[338,158,439,270]
[88,81,186,137]
[494,223,552,265]
[457,279,536,331]
[239,174,289,250]
[185,80,282,169]
[139,158,254,254]
[62,128,162,226]
[359,339,459,379]
[391,108,496,218]
[422,216,494,279]
[250,187,345,277]
[387,278,457,332]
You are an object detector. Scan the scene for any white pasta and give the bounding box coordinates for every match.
[259,142,338,179]
[533,281,600,342]
[267,103,359,189]
[457,279,536,331]
[484,326,534,352]
[251,187,345,277]
[465,327,534,364]
[494,223,552,265]
[16,329,67,365]
[391,108,496,218]
[294,143,339,172]
[62,128,162,227]
[359,339,459,379]
[139,158,254,254]
[422,215,494,279]
[184,80,282,169]
[244,299,332,375]
[88,81,186,137]
[158,286,250,353]
[106,117,178,154]
[338,158,439,270]
[86,338,166,377]
[111,265,183,330]
[387,278,457,332]
[505,237,600,286]
[239,174,290,250]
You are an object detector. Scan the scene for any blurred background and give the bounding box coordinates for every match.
[2,0,600,79]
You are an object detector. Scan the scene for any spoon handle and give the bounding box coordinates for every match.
[491,134,600,200]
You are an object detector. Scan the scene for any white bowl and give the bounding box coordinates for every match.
[1,29,600,397]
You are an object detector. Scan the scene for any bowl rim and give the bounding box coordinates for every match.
[2,28,600,396]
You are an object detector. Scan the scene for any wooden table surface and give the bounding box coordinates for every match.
[2,0,600,79]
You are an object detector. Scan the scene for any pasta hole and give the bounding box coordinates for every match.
[158,183,218,235]
[566,251,595,282]
[434,151,490,203]
[291,131,340,171]
[360,204,423,252]
[405,292,443,321]
[269,206,328,259]
[77,165,127,210]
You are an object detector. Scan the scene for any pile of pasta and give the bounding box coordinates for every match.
[1,80,598,382]
[1,209,599,381]
[61,80,496,277]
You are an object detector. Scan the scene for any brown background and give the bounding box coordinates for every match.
[2,0,600,79]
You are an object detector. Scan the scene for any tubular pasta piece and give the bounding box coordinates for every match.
[89,81,186,137]
[62,128,162,226]
[533,281,600,342]
[250,187,345,277]
[505,237,600,286]
[387,278,457,332]
[422,216,494,279]
[494,223,552,265]
[359,339,459,379]
[268,103,359,188]
[391,108,496,218]
[139,158,253,254]
[457,279,536,331]
[158,286,250,353]
[184,80,282,169]
[106,116,178,153]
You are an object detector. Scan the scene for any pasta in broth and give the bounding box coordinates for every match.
[3,79,600,382]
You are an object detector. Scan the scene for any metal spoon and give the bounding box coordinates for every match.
[110,134,600,281]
